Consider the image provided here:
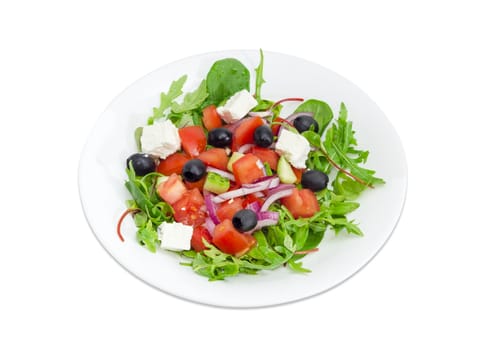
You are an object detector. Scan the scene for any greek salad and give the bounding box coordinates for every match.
[118,50,384,280]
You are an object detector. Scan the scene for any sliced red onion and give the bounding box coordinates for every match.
[257,211,279,221]
[286,112,313,124]
[204,194,220,224]
[204,217,216,236]
[238,143,254,153]
[206,166,236,181]
[260,188,294,212]
[255,211,280,230]
[248,111,272,118]
[242,176,280,189]
[267,184,295,196]
[246,201,261,213]
[213,177,280,204]
[254,191,265,198]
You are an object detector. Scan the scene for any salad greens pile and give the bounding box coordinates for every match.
[123,49,384,281]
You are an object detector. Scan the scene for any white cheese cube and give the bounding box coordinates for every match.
[158,222,193,251]
[216,89,258,123]
[275,129,311,169]
[140,119,181,159]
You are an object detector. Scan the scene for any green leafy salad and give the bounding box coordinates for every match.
[118,50,384,280]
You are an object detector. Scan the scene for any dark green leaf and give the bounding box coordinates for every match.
[294,99,334,136]
[206,58,250,105]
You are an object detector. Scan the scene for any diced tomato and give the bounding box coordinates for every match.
[271,117,286,136]
[184,177,205,191]
[216,197,244,222]
[251,146,279,171]
[156,152,189,176]
[191,226,213,252]
[198,148,229,171]
[156,173,187,205]
[232,116,264,151]
[292,167,303,183]
[212,219,256,257]
[179,126,207,157]
[281,188,320,219]
[242,193,264,208]
[171,188,206,226]
[232,153,264,184]
[202,105,223,131]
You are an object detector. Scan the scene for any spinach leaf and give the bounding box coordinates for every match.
[294,99,334,136]
[206,58,250,105]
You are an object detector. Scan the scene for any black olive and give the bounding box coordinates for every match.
[182,159,206,182]
[253,125,274,148]
[126,153,156,176]
[301,170,329,191]
[232,209,258,232]
[208,128,233,148]
[293,115,319,133]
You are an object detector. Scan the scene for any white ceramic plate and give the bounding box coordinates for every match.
[78,50,407,308]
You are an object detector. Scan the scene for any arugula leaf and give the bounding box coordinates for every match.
[171,80,208,113]
[254,49,265,101]
[137,220,159,252]
[294,99,334,136]
[206,58,250,105]
[148,75,187,124]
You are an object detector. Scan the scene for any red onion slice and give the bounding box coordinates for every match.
[206,166,236,181]
[286,112,314,124]
[204,194,220,224]
[260,188,294,212]
[267,184,295,196]
[238,143,254,154]
[257,211,279,221]
[246,201,261,213]
[213,177,280,203]
[242,176,280,189]
[248,111,272,118]
[204,217,216,236]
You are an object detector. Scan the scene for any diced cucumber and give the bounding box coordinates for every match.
[204,172,230,194]
[227,152,244,172]
[277,156,297,184]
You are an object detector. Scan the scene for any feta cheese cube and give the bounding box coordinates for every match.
[140,119,181,159]
[275,129,311,169]
[158,222,193,251]
[216,89,258,123]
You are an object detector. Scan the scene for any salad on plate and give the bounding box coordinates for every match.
[118,50,384,280]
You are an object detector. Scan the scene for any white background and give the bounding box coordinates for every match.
[1,0,475,349]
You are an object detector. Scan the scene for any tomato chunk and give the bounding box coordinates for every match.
[216,197,244,222]
[281,188,320,219]
[232,153,264,184]
[232,116,264,151]
[202,105,223,131]
[179,126,207,157]
[198,148,229,171]
[212,219,256,256]
[292,167,303,184]
[156,173,187,205]
[191,226,213,252]
[156,152,189,176]
[171,188,206,226]
[184,177,205,191]
[251,146,279,171]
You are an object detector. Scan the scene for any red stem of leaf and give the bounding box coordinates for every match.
[295,247,319,255]
[319,148,374,189]
[270,97,304,110]
[117,208,140,242]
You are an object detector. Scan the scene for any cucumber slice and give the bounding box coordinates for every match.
[204,172,230,194]
[227,152,244,172]
[277,156,297,184]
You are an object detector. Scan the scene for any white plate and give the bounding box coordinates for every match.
[78,50,407,308]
